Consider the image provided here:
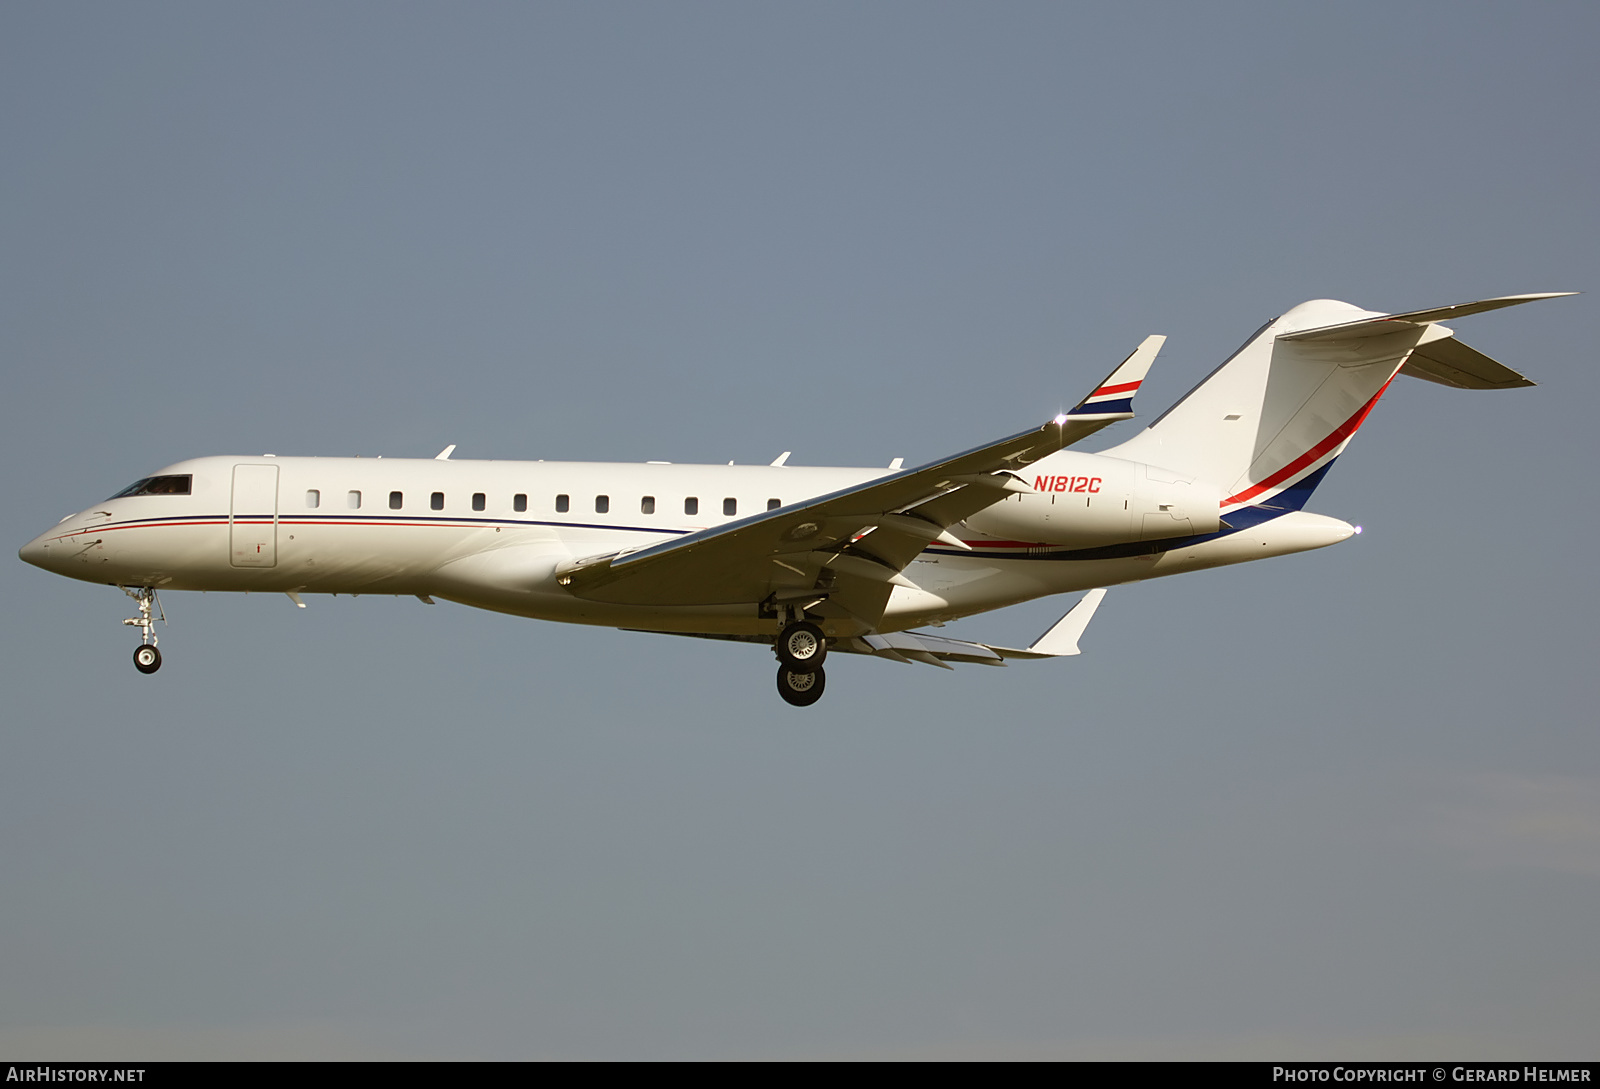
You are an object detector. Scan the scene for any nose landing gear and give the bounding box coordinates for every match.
[121,586,165,675]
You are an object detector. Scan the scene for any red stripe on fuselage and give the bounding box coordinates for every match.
[46,516,511,543]
[48,518,231,542]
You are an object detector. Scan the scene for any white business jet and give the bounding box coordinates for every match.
[20,293,1570,705]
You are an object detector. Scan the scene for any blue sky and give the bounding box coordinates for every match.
[3,2,1596,1058]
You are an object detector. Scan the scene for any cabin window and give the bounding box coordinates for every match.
[513,493,527,512]
[556,494,569,513]
[641,496,655,514]
[431,492,445,511]
[684,497,698,516]
[305,489,320,509]
[723,497,737,516]
[109,475,192,499]
[389,491,403,510]
[347,490,362,509]
[472,492,486,512]
[767,498,781,511]
[595,495,610,514]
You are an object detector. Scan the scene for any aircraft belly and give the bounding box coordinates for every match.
[566,566,773,607]
[281,522,506,591]
[433,591,778,636]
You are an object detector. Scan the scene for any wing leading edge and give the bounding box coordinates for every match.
[556,339,1162,631]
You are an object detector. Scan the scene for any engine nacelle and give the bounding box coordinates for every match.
[962,453,1221,548]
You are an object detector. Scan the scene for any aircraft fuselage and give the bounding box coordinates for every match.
[21,452,1349,639]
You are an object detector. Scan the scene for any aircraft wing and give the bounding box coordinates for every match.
[557,340,1161,629]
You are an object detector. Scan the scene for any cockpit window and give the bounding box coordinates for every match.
[110,475,192,498]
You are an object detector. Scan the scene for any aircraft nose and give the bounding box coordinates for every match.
[19,532,50,570]
[19,525,64,571]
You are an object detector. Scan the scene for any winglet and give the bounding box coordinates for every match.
[1026,588,1107,656]
[1066,336,1164,417]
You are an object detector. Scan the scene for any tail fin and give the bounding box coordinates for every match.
[1099,293,1572,514]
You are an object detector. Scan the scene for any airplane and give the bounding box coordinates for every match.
[19,292,1571,706]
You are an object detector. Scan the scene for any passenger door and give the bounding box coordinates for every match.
[230,464,279,567]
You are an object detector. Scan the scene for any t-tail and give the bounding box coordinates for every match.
[1098,293,1574,515]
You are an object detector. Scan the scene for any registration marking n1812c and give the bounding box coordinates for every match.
[1034,475,1102,494]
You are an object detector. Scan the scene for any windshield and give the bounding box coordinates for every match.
[109,475,192,499]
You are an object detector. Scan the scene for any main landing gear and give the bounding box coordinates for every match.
[775,620,826,669]
[774,618,827,707]
[122,586,165,675]
[776,663,825,707]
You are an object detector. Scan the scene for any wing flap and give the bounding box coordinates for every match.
[852,631,1005,667]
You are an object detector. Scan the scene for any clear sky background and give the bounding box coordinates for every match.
[3,1,1596,1060]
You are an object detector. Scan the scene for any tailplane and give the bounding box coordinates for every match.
[1100,293,1572,514]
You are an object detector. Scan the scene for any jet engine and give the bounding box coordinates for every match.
[962,453,1221,548]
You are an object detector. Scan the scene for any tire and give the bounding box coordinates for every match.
[776,620,827,668]
[776,664,826,707]
[133,645,162,674]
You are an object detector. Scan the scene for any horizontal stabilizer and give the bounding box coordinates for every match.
[1401,336,1535,390]
[1279,293,1575,343]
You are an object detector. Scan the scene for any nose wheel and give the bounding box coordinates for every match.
[121,585,166,675]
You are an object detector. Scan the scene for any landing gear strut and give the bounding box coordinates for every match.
[122,585,165,675]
